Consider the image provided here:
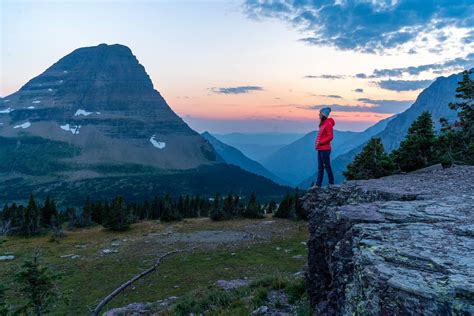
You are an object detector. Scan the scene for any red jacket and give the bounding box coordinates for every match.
[315,118,335,150]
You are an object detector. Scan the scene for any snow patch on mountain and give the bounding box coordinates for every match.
[60,124,81,134]
[150,135,166,149]
[0,108,13,114]
[14,122,31,129]
[74,109,93,116]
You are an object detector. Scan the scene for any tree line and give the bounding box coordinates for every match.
[344,70,474,180]
[0,190,307,235]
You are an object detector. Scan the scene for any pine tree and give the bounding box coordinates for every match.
[344,138,396,180]
[223,193,235,219]
[274,193,293,219]
[91,202,104,224]
[15,254,61,315]
[103,196,131,231]
[81,196,94,227]
[439,69,474,165]
[210,193,225,221]
[393,111,437,172]
[23,195,41,236]
[40,196,57,227]
[160,194,182,222]
[267,201,277,214]
[243,192,264,219]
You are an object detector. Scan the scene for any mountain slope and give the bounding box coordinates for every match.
[0,43,216,170]
[300,71,467,188]
[213,133,304,163]
[202,132,286,185]
[0,44,286,204]
[262,117,393,187]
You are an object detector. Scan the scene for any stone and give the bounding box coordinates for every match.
[252,305,269,314]
[101,248,118,255]
[303,165,474,315]
[0,255,15,261]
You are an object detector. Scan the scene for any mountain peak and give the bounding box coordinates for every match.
[1,44,218,171]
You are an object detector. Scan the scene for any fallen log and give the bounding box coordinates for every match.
[92,249,182,316]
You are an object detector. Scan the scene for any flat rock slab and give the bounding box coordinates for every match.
[303,165,474,315]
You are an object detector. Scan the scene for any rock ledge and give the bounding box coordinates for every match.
[303,165,474,315]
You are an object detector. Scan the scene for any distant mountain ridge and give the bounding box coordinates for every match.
[202,132,286,185]
[213,132,304,163]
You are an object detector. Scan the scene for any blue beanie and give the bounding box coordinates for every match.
[320,107,331,117]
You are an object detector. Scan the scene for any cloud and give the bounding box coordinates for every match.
[354,88,364,93]
[210,86,263,94]
[319,94,343,99]
[244,0,474,53]
[375,79,433,91]
[304,74,345,79]
[300,98,413,114]
[359,53,474,78]
[357,98,414,112]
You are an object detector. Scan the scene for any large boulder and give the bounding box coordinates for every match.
[302,165,474,315]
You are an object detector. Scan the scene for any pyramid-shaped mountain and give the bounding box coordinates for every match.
[0,43,216,169]
[0,44,286,205]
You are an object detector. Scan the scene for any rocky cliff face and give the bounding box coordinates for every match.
[302,165,474,315]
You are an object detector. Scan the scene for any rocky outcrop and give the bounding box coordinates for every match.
[303,165,474,315]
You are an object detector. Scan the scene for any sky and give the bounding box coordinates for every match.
[1,0,473,133]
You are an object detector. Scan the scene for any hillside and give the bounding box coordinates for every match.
[202,132,286,185]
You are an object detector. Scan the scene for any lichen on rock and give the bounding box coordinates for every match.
[303,165,474,315]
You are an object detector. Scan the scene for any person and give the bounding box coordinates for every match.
[314,107,335,187]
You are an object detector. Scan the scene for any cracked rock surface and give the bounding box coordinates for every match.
[303,165,474,315]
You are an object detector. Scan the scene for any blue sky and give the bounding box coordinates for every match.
[1,0,473,133]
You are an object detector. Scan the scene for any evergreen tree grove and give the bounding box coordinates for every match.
[343,138,396,180]
[439,69,474,165]
[103,196,131,231]
[392,111,437,172]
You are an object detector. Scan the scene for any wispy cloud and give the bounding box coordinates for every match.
[318,94,343,99]
[210,86,263,94]
[304,75,345,80]
[354,88,364,93]
[244,0,474,53]
[357,98,413,112]
[358,53,474,78]
[300,98,413,114]
[374,79,433,92]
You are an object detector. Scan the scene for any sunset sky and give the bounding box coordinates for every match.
[1,0,473,133]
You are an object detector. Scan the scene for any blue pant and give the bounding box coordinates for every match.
[316,150,334,187]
